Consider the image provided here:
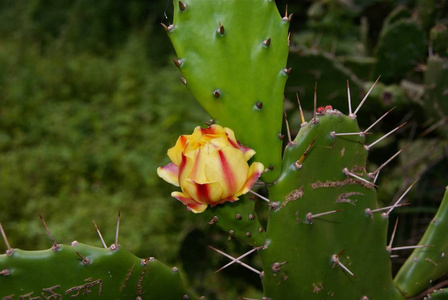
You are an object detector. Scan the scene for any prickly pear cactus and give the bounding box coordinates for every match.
[261,110,403,299]
[163,0,448,299]
[0,216,196,299]
[167,0,290,182]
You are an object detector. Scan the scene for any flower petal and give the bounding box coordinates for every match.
[204,147,249,198]
[172,191,207,213]
[157,163,179,187]
[235,162,265,196]
[167,134,190,166]
[238,141,256,161]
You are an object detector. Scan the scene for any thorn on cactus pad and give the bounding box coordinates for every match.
[255,101,263,110]
[368,144,408,180]
[249,190,270,202]
[272,261,288,273]
[161,22,174,33]
[75,251,91,265]
[331,250,357,278]
[365,203,409,217]
[390,245,433,252]
[172,267,179,272]
[277,133,285,140]
[330,131,368,138]
[217,21,225,35]
[246,232,252,238]
[312,82,319,124]
[208,216,219,225]
[213,89,222,98]
[305,209,343,224]
[263,38,271,47]
[38,211,59,251]
[283,5,293,22]
[283,111,295,146]
[180,77,187,85]
[342,168,376,187]
[295,137,317,168]
[283,67,292,75]
[183,294,189,300]
[204,119,215,126]
[363,107,395,135]
[172,58,183,68]
[384,179,418,216]
[386,218,399,253]
[93,220,107,248]
[235,213,242,220]
[296,93,307,126]
[352,76,381,117]
[365,123,406,150]
[178,0,187,12]
[347,79,353,116]
[0,222,12,255]
[208,246,261,274]
[111,208,121,251]
[228,230,234,240]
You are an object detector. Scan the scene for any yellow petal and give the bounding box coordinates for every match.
[167,133,190,166]
[156,163,179,187]
[235,162,265,196]
[172,191,208,213]
[204,146,249,198]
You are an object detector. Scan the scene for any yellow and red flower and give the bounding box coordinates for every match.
[157,124,264,213]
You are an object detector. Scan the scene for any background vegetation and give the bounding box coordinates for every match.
[0,0,447,298]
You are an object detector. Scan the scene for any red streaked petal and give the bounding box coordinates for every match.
[156,163,179,187]
[237,141,256,161]
[235,162,264,196]
[167,134,190,166]
[204,146,248,198]
[218,149,237,194]
[172,191,208,213]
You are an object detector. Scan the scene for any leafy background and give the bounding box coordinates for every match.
[0,0,447,298]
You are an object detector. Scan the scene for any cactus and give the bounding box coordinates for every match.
[166,0,289,183]
[373,18,427,83]
[164,1,448,299]
[0,217,197,299]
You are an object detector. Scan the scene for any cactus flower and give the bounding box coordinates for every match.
[157,124,264,213]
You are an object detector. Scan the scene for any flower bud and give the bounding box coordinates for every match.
[157,125,264,213]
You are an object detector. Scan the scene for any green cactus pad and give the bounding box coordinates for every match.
[374,19,427,83]
[394,186,448,298]
[423,55,448,137]
[0,243,196,299]
[261,111,403,299]
[204,194,266,247]
[425,289,448,299]
[168,0,290,182]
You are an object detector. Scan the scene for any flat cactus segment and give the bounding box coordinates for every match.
[0,243,196,299]
[425,289,448,299]
[394,186,448,298]
[260,111,403,299]
[374,18,427,83]
[423,55,448,137]
[205,194,266,247]
[168,0,290,182]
